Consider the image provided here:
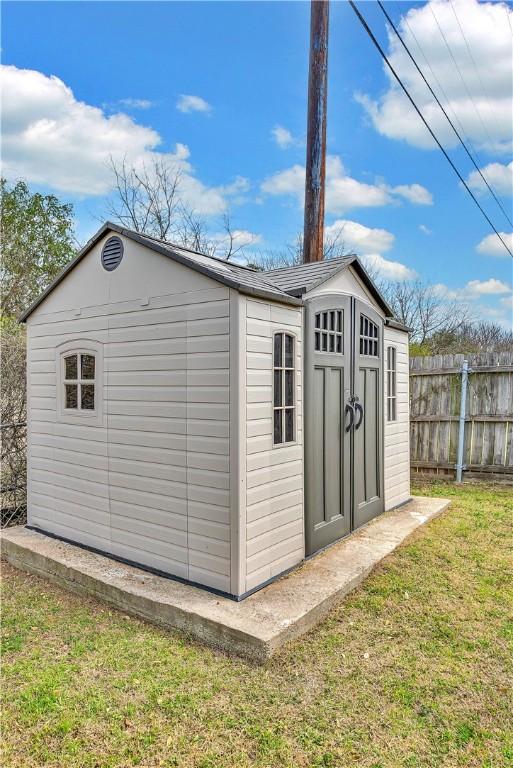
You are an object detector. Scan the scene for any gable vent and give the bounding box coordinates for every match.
[101,236,124,271]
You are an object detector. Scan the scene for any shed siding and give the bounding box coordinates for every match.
[26,233,232,593]
[383,326,410,510]
[243,298,304,593]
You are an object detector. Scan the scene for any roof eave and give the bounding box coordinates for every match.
[385,317,411,333]
[346,258,394,317]
[19,222,117,323]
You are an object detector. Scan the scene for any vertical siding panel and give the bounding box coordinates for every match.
[244,298,304,593]
[229,292,246,596]
[384,327,410,509]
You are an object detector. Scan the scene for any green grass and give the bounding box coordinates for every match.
[2,481,512,767]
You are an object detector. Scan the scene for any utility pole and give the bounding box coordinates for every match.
[303,0,329,263]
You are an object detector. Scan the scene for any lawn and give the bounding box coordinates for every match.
[1,481,512,768]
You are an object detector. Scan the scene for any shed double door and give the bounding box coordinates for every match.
[305,295,384,556]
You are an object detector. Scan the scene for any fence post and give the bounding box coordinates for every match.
[455,359,469,482]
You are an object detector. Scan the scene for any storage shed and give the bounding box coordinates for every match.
[21,223,410,599]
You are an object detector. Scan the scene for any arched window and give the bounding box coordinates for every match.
[63,352,96,411]
[273,332,295,445]
[56,340,103,424]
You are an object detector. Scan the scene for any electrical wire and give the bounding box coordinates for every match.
[404,15,483,164]
[505,2,513,39]
[448,0,504,143]
[378,0,513,228]
[348,0,513,258]
[429,2,498,154]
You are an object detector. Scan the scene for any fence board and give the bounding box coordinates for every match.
[410,352,513,478]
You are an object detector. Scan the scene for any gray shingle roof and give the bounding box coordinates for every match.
[264,256,356,296]
[136,233,297,305]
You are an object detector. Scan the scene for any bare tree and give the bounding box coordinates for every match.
[428,321,513,354]
[106,157,182,240]
[381,280,475,344]
[1,320,27,526]
[252,227,353,271]
[106,157,253,260]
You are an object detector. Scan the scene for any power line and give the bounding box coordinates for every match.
[429,2,498,154]
[505,3,513,39]
[403,15,483,163]
[378,0,513,229]
[448,0,504,143]
[348,0,513,258]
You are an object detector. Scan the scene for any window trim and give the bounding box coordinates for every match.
[56,339,103,426]
[386,345,397,422]
[272,331,296,447]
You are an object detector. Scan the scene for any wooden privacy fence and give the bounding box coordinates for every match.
[409,352,513,479]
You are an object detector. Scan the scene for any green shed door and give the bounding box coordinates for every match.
[305,296,352,556]
[305,295,384,556]
[352,299,384,529]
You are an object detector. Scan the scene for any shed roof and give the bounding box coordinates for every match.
[265,256,354,295]
[265,255,393,315]
[20,222,394,321]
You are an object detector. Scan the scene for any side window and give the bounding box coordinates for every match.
[62,352,96,413]
[386,346,397,422]
[360,315,379,357]
[273,332,295,445]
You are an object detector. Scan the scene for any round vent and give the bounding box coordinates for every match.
[101,236,124,271]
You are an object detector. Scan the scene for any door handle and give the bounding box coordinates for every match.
[354,402,364,430]
[345,403,355,432]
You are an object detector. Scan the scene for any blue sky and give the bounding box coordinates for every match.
[2,0,512,327]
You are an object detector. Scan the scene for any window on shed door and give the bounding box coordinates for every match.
[273,332,295,445]
[63,352,96,411]
[386,346,397,421]
[314,310,343,353]
[360,315,379,357]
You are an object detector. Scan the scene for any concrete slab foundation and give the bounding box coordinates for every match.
[1,496,450,662]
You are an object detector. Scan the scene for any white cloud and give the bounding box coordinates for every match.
[362,253,418,281]
[117,98,154,110]
[1,65,162,195]
[325,156,392,212]
[392,184,433,205]
[0,65,237,214]
[260,155,431,214]
[466,279,511,295]
[324,219,395,253]
[419,224,432,235]
[434,278,511,299]
[231,229,261,247]
[210,228,261,258]
[176,94,211,114]
[474,302,513,329]
[261,163,304,197]
[476,232,513,257]
[467,161,513,196]
[500,294,513,310]
[271,125,294,149]
[356,0,513,154]
[219,176,251,196]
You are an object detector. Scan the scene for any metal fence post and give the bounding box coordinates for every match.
[455,359,468,482]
